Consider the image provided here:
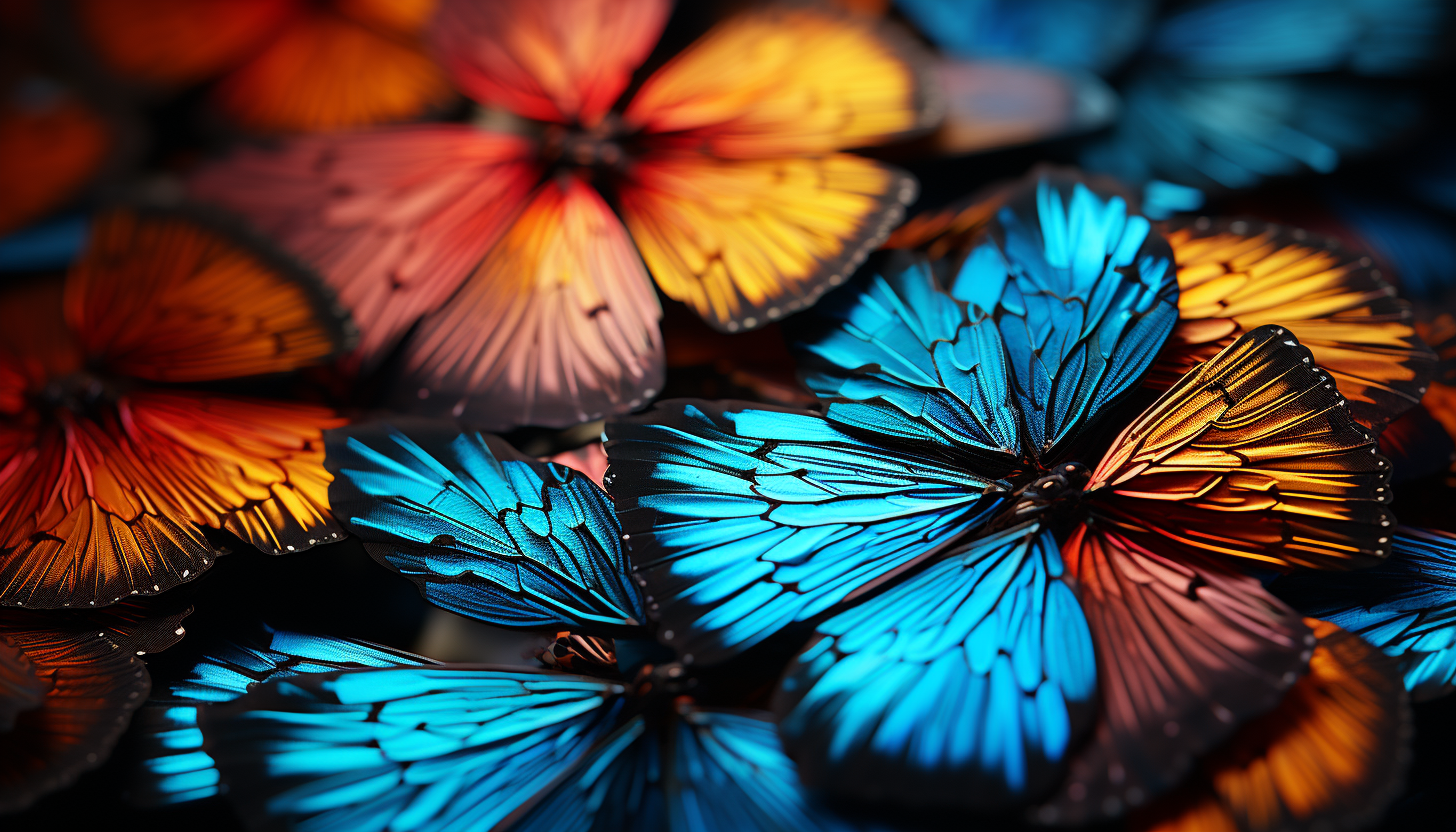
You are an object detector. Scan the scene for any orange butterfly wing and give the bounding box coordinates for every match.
[623,6,938,157]
[619,152,915,332]
[1148,218,1437,430]
[1089,325,1394,571]
[401,176,663,429]
[0,72,111,235]
[191,128,540,366]
[76,0,293,86]
[431,0,670,127]
[1132,620,1410,832]
[66,209,352,383]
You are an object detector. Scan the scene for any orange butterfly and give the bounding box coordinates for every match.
[0,208,352,608]
[74,0,452,132]
[194,0,938,429]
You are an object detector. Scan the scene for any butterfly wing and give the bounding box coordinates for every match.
[775,521,1096,809]
[1277,527,1456,700]
[190,127,540,366]
[619,151,917,334]
[624,6,937,157]
[501,716,665,832]
[605,400,1006,664]
[68,208,353,382]
[0,72,112,235]
[1089,324,1395,571]
[0,606,174,812]
[400,176,664,429]
[795,172,1178,465]
[1037,525,1313,825]
[897,0,1156,73]
[431,0,670,127]
[1131,619,1410,832]
[75,0,295,86]
[1147,217,1436,429]
[134,628,434,806]
[198,665,628,832]
[327,421,643,632]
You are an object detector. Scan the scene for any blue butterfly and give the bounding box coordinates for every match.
[607,171,1394,822]
[1277,527,1456,700]
[136,421,870,832]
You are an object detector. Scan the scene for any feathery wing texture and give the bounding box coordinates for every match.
[191,128,540,366]
[402,177,663,429]
[68,208,353,382]
[78,0,450,131]
[623,7,938,157]
[1277,527,1456,700]
[620,153,916,334]
[606,400,1005,665]
[897,0,1155,73]
[327,421,643,632]
[0,637,48,732]
[0,388,344,607]
[796,173,1176,465]
[1132,620,1410,832]
[431,0,669,128]
[1090,325,1394,571]
[0,74,111,235]
[504,716,664,832]
[200,666,628,832]
[0,605,177,812]
[1148,217,1436,429]
[1037,526,1313,825]
[135,628,433,806]
[776,522,1096,808]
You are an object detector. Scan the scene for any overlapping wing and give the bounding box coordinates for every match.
[0,605,179,812]
[1037,525,1313,825]
[431,0,670,127]
[1090,325,1394,571]
[619,152,916,334]
[401,176,663,429]
[1277,527,1456,700]
[1148,217,1436,429]
[199,665,628,832]
[326,421,644,632]
[775,522,1096,808]
[623,6,938,157]
[191,127,540,366]
[1131,620,1410,832]
[606,400,1005,665]
[0,388,345,607]
[68,208,353,382]
[134,628,433,806]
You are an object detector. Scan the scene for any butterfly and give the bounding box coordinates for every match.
[1277,527,1456,701]
[0,207,353,609]
[136,420,876,831]
[605,171,1406,821]
[192,0,938,430]
[0,601,190,812]
[73,0,452,132]
[1129,618,1409,832]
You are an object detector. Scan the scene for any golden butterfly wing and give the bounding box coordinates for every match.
[619,152,916,332]
[623,6,939,157]
[1090,325,1394,571]
[1148,218,1436,429]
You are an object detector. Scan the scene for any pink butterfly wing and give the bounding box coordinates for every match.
[191,126,540,366]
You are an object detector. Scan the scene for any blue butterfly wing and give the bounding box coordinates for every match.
[198,665,628,832]
[774,522,1095,809]
[605,401,1006,665]
[1079,73,1423,189]
[1148,0,1447,77]
[1278,527,1456,700]
[897,0,1155,73]
[0,214,89,273]
[795,172,1177,464]
[504,716,666,832]
[327,421,645,632]
[133,629,434,806]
